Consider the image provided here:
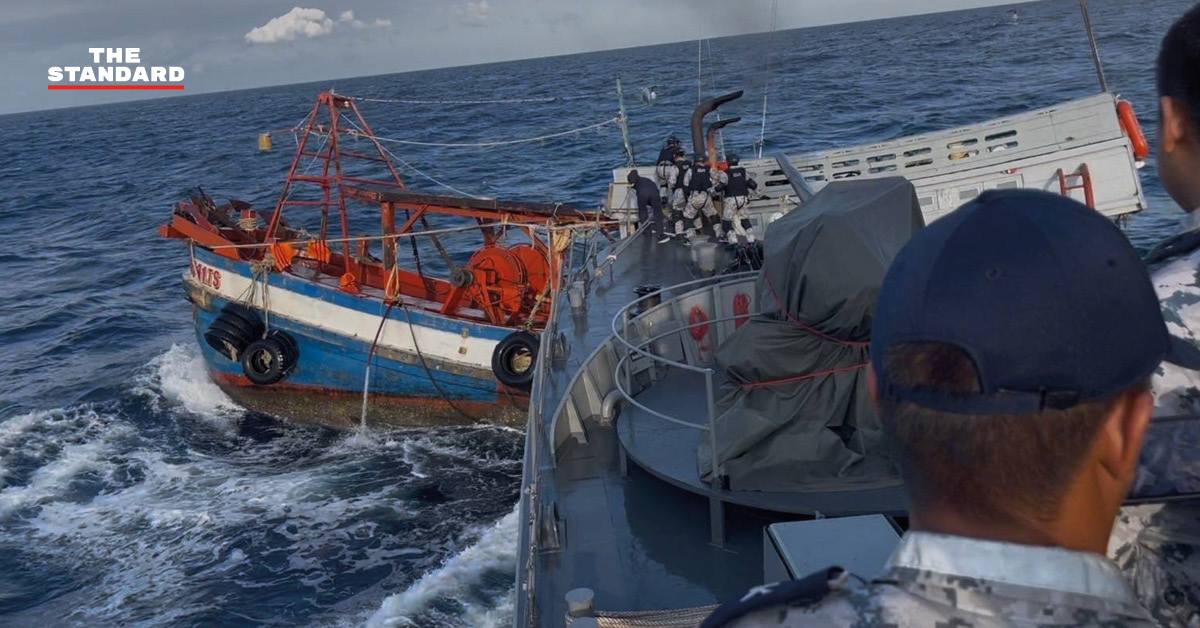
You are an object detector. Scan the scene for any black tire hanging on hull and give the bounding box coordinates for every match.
[241,337,290,386]
[205,326,248,361]
[212,312,259,340]
[222,303,266,338]
[203,303,266,362]
[266,330,300,377]
[491,331,539,391]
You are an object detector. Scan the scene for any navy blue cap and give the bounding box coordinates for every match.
[872,189,1200,414]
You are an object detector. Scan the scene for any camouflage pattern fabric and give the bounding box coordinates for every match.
[730,533,1156,628]
[1109,221,1200,628]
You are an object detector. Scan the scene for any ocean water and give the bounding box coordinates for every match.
[0,0,1194,625]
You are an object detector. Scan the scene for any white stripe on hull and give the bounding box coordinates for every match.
[188,264,501,370]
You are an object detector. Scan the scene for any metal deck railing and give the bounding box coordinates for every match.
[610,271,758,545]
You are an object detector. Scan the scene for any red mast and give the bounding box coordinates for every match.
[263,91,407,264]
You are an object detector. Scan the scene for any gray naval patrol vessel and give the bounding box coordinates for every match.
[509,48,1200,628]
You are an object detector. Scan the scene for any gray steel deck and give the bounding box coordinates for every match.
[519,233,768,627]
[617,369,906,517]
[515,232,905,627]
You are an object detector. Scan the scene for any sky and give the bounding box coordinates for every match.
[1,0,1025,114]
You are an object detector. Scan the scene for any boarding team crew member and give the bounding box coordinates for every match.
[668,150,690,237]
[716,155,758,245]
[703,190,1199,628]
[626,170,669,243]
[655,136,681,197]
[683,155,724,242]
[1111,5,1200,626]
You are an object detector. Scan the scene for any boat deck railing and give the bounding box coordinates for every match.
[611,271,758,544]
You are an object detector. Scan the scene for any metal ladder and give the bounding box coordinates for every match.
[1057,164,1095,209]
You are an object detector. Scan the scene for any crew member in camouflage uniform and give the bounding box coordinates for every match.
[667,150,690,239]
[683,155,724,242]
[716,154,759,245]
[655,136,681,198]
[705,191,1200,628]
[1110,6,1200,627]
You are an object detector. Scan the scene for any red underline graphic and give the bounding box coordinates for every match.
[47,85,185,90]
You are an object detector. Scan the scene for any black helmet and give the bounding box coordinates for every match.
[667,136,679,146]
[627,170,640,184]
[695,155,708,164]
[728,154,740,166]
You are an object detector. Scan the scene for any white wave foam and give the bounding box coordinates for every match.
[0,407,126,489]
[13,439,420,625]
[0,410,50,449]
[0,348,523,626]
[0,436,121,516]
[137,343,241,421]
[461,587,516,628]
[365,507,519,628]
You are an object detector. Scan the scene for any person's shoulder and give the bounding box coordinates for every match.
[1152,243,1200,304]
[701,568,865,628]
[1150,244,1200,413]
[722,592,863,628]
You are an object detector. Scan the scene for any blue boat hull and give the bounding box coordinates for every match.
[185,251,528,428]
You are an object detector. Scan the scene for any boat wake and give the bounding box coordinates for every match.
[0,344,523,627]
[138,343,242,420]
[364,507,519,628]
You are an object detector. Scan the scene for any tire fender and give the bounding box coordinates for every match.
[491,331,539,391]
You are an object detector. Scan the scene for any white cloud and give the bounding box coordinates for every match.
[245,7,390,44]
[456,1,490,27]
[338,10,392,29]
[245,7,334,43]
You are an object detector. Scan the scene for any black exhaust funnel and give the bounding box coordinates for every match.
[706,117,741,164]
[690,91,743,159]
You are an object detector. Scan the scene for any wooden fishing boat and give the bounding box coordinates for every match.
[160,92,603,428]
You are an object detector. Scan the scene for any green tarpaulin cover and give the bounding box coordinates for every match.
[700,178,924,492]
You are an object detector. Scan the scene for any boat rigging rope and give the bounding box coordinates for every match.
[354,92,611,105]
[361,301,396,430]
[341,115,481,198]
[344,116,622,149]
[339,115,470,282]
[702,38,729,159]
[757,0,780,159]
[396,299,479,422]
[207,220,621,252]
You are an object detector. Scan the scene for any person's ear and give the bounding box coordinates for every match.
[1096,387,1153,484]
[1161,96,1191,154]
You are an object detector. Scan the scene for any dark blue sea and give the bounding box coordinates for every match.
[0,0,1192,625]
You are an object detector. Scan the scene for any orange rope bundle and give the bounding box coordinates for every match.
[385,266,402,302]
